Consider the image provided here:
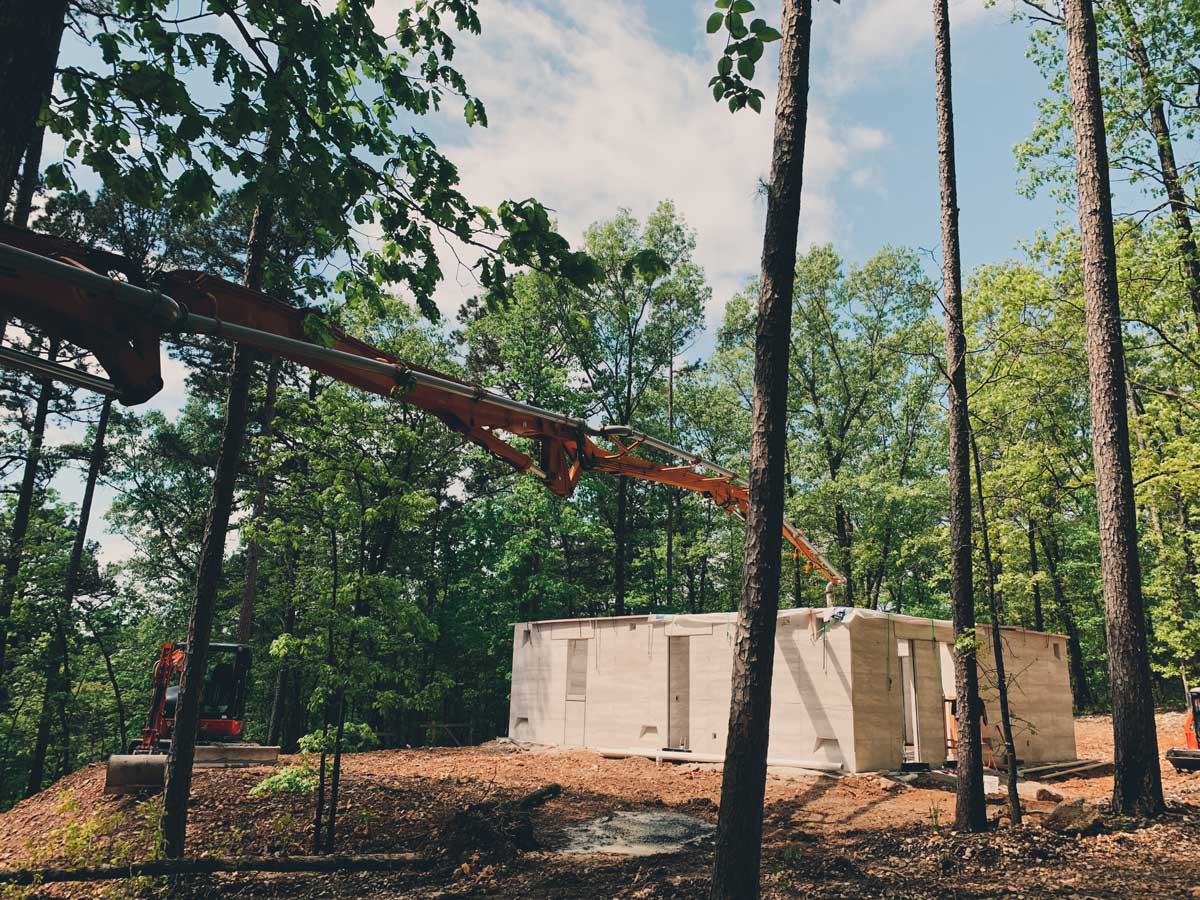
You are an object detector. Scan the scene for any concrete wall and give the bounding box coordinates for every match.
[508,608,1076,772]
[977,627,1076,766]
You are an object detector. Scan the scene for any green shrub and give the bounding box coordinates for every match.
[297,721,378,754]
[249,765,319,798]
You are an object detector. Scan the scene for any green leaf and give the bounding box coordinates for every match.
[302,312,337,348]
[715,0,732,8]
[758,25,783,42]
[748,94,762,113]
[731,0,755,12]
[747,38,764,62]
[718,55,733,76]
[706,11,724,32]
[712,81,724,101]
[737,57,755,79]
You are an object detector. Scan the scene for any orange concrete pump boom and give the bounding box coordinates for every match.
[0,227,843,585]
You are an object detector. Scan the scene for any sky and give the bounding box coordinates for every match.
[42,0,1063,565]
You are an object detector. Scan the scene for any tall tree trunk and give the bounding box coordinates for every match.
[237,356,281,643]
[160,177,276,857]
[0,338,59,699]
[0,0,67,211]
[1040,527,1094,710]
[1062,0,1164,818]
[708,3,813,897]
[1111,0,1200,330]
[934,0,985,832]
[1028,520,1045,632]
[971,433,1022,825]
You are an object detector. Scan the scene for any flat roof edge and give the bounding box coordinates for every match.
[511,609,1068,642]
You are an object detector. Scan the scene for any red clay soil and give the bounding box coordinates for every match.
[0,713,1197,899]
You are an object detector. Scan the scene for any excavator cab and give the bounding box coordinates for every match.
[1166,687,1200,772]
[157,643,251,746]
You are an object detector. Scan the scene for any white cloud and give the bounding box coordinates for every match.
[817,0,996,95]
[416,0,898,324]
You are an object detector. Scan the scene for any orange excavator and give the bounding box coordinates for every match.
[103,642,278,793]
[1167,687,1200,772]
[0,226,843,787]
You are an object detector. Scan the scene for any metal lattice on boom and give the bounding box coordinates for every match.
[0,226,843,586]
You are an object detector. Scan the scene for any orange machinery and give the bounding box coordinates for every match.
[0,225,843,588]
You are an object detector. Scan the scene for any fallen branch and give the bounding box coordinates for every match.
[0,852,426,886]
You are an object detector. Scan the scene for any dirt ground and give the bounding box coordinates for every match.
[1,712,1198,899]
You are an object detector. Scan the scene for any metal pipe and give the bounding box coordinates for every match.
[180,312,594,432]
[0,346,116,395]
[0,240,182,326]
[597,424,747,484]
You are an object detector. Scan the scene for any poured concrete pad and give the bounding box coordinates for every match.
[560,810,714,857]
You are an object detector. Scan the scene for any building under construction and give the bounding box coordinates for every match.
[508,607,1076,773]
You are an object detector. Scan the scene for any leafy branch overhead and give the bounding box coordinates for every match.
[47,0,596,320]
[705,0,782,114]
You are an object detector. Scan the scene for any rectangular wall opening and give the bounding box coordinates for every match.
[667,636,690,750]
[564,638,588,746]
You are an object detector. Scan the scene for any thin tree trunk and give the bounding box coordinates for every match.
[614,476,628,616]
[26,647,59,796]
[161,174,276,857]
[970,433,1022,825]
[665,362,675,609]
[32,396,115,791]
[0,0,67,211]
[709,3,813,897]
[834,502,854,606]
[313,526,338,854]
[934,0,985,832]
[237,356,281,643]
[1040,527,1093,710]
[12,122,47,228]
[1110,0,1200,330]
[63,398,112,610]
[268,560,298,749]
[0,338,59,698]
[1028,520,1045,632]
[27,384,111,800]
[323,687,347,852]
[1062,0,1164,818]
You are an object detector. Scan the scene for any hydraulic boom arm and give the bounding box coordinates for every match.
[0,227,843,584]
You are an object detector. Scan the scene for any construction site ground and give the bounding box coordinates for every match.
[1,713,1198,899]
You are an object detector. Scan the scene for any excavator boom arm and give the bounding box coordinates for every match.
[0,229,843,585]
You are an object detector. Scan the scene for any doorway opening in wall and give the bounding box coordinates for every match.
[564,638,588,746]
[667,636,690,751]
[898,639,921,764]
